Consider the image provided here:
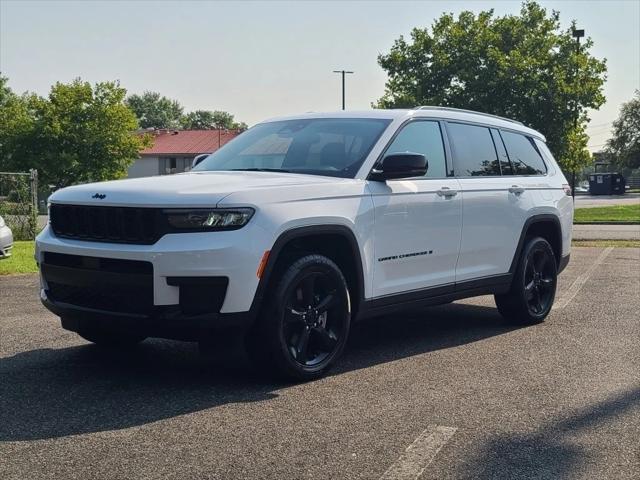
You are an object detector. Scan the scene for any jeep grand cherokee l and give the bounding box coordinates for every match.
[36,107,573,380]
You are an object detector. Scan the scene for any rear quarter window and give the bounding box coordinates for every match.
[501,131,547,175]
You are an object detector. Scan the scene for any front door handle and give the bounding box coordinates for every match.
[509,185,525,194]
[437,187,458,197]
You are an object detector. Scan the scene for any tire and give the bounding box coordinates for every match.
[246,254,351,381]
[495,236,557,325]
[77,326,146,348]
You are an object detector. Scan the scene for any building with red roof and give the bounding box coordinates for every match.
[128,129,241,178]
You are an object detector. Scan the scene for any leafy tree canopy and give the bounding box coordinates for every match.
[125,91,184,129]
[0,77,149,188]
[563,125,591,175]
[181,109,248,131]
[606,91,640,170]
[125,91,248,132]
[0,76,36,162]
[375,1,607,173]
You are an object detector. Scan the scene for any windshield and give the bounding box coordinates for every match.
[193,118,391,178]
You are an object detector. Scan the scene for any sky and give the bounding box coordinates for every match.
[1,0,639,151]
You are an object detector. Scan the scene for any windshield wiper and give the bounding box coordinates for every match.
[231,168,291,173]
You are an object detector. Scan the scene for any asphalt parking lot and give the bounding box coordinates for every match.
[1,247,639,480]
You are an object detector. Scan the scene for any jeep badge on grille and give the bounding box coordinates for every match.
[92,193,106,199]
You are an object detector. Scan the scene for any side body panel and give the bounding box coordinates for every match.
[454,177,528,281]
[367,178,462,297]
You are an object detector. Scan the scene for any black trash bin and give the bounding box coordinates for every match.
[588,172,626,195]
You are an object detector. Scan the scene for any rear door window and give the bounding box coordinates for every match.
[500,131,547,175]
[448,123,501,176]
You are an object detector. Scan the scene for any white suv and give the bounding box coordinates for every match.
[36,107,573,380]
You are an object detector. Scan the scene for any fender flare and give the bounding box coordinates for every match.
[249,224,366,317]
[508,214,563,273]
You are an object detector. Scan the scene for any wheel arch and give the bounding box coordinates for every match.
[250,225,366,318]
[509,214,563,273]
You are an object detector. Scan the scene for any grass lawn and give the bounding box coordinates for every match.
[574,204,640,224]
[0,241,37,275]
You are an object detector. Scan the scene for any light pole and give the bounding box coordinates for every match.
[571,28,584,201]
[217,128,228,148]
[333,70,354,110]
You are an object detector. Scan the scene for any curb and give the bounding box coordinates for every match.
[573,222,640,225]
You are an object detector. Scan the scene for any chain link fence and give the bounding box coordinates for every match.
[0,170,39,241]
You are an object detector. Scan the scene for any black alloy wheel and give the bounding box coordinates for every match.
[246,254,351,381]
[283,270,345,367]
[523,246,556,315]
[495,236,557,325]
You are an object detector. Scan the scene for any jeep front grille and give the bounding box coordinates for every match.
[49,204,161,244]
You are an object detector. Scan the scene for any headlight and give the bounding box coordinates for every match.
[163,208,254,231]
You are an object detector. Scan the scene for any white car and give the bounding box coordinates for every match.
[0,215,13,259]
[36,107,573,380]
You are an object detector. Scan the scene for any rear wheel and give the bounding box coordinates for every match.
[77,326,146,348]
[246,254,351,381]
[495,236,557,325]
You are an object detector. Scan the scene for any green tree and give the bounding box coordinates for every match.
[181,110,217,129]
[2,78,149,188]
[181,109,248,131]
[0,76,34,168]
[564,125,592,177]
[375,1,606,174]
[233,121,249,132]
[125,91,184,129]
[606,91,640,169]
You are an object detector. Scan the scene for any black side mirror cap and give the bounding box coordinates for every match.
[370,152,428,181]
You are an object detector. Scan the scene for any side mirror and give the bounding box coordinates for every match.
[370,152,427,181]
[192,154,209,169]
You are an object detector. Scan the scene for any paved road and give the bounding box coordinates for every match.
[573,223,640,241]
[1,247,639,479]
[575,193,640,208]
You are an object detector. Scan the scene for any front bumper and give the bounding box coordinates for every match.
[0,225,13,258]
[36,223,271,318]
[41,294,253,340]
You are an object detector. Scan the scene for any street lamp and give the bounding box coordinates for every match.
[333,70,354,110]
[571,28,585,200]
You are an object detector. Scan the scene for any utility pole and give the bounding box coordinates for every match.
[571,28,585,201]
[333,70,354,110]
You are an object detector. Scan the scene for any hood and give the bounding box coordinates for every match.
[48,171,343,207]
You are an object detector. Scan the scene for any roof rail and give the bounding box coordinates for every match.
[414,106,523,125]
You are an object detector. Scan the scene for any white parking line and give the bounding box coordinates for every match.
[379,425,457,480]
[554,246,614,310]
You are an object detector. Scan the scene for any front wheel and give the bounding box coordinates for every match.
[246,254,351,381]
[495,236,557,325]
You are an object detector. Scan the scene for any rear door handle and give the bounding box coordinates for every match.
[509,185,525,194]
[437,187,458,197]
